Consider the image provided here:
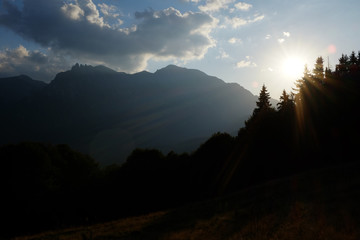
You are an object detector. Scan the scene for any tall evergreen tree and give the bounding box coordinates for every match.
[277,90,294,112]
[313,57,324,83]
[350,51,357,65]
[337,54,349,73]
[339,54,349,65]
[325,67,332,81]
[253,84,272,116]
[293,65,310,103]
[349,51,358,72]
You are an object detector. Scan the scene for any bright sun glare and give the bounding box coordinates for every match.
[282,57,305,79]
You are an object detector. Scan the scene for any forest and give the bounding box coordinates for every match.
[1,51,360,238]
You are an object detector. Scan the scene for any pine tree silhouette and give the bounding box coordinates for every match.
[313,57,324,84]
[253,84,272,116]
[277,89,294,112]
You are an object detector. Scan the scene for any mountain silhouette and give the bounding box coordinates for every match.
[0,75,46,108]
[0,64,258,165]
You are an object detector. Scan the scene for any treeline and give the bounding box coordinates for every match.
[2,51,360,238]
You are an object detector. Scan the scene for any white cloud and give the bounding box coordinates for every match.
[12,45,29,58]
[97,3,123,28]
[182,0,201,2]
[0,0,217,73]
[226,17,247,28]
[78,0,107,27]
[228,37,242,44]
[198,0,235,12]
[236,60,256,68]
[98,3,120,18]
[60,0,108,27]
[265,34,271,39]
[116,18,124,27]
[250,14,265,22]
[216,49,230,59]
[283,31,290,37]
[234,2,252,11]
[61,3,85,20]
[226,14,264,28]
[236,56,257,68]
[275,32,290,44]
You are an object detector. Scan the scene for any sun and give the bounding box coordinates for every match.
[282,57,305,79]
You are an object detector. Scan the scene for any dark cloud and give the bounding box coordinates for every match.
[0,0,216,72]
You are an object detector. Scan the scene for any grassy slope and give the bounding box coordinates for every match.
[14,161,360,240]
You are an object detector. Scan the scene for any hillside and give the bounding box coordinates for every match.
[0,64,257,165]
[14,161,360,240]
[0,75,46,108]
[2,53,360,239]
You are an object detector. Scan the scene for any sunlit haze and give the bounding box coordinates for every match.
[282,57,306,80]
[0,0,359,98]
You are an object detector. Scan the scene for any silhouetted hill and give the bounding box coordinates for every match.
[0,75,46,108]
[0,64,257,164]
[14,160,360,240]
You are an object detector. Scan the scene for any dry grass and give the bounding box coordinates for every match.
[13,162,360,240]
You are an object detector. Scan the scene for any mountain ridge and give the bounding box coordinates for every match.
[0,64,257,165]
[0,75,47,106]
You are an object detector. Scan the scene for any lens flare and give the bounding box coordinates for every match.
[328,44,337,54]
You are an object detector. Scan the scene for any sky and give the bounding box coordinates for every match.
[0,0,359,98]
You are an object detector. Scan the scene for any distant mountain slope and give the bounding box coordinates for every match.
[0,75,47,108]
[0,64,257,165]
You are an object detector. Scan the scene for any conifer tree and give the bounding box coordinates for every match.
[293,65,310,102]
[313,57,324,83]
[349,51,358,72]
[337,54,349,73]
[303,64,311,80]
[350,51,357,65]
[339,54,349,65]
[253,84,272,115]
[325,67,332,80]
[277,90,294,112]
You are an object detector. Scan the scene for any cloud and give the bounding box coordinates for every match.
[74,0,107,27]
[228,37,242,44]
[61,3,84,20]
[0,0,217,73]
[97,3,120,18]
[226,17,247,28]
[198,0,235,12]
[236,60,257,68]
[0,45,70,80]
[182,0,201,2]
[216,49,230,59]
[283,31,290,37]
[265,34,271,39]
[236,56,257,68]
[234,2,252,11]
[276,32,290,44]
[226,14,264,28]
[251,14,265,22]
